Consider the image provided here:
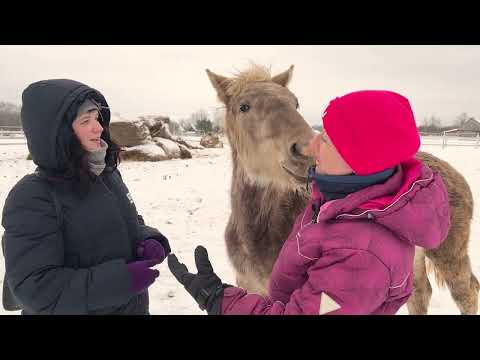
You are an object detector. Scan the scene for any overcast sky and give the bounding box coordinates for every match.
[1,45,479,125]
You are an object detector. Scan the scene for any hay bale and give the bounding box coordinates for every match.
[138,115,175,140]
[175,137,204,150]
[178,144,192,159]
[120,144,169,162]
[200,134,223,148]
[110,116,151,147]
[141,115,170,133]
[153,137,181,159]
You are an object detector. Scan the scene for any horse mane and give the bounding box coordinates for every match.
[225,63,272,98]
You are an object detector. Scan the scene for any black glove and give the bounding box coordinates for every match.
[167,246,230,315]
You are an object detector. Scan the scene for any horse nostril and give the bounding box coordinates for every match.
[290,142,313,161]
[290,143,301,158]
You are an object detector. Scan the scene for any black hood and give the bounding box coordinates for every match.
[21,79,111,172]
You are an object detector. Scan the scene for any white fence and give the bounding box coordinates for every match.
[421,132,480,148]
[1,129,479,149]
[0,126,25,139]
[0,127,26,146]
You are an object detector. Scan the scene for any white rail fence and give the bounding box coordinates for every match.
[420,130,480,148]
[0,126,25,139]
[1,128,479,148]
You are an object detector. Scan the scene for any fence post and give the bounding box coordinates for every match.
[442,131,446,149]
[476,132,480,149]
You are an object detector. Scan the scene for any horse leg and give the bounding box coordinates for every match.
[427,249,479,315]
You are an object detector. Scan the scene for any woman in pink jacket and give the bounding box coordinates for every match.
[168,90,451,315]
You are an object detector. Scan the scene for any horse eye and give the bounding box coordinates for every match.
[239,104,250,113]
[295,101,300,109]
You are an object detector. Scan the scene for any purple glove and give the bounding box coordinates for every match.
[137,239,166,263]
[127,259,161,294]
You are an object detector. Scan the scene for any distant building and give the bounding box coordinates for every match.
[459,118,480,134]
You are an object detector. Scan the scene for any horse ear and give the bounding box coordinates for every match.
[206,69,231,104]
[271,65,294,88]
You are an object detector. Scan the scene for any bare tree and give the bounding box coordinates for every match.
[419,115,442,133]
[195,118,213,134]
[212,107,226,134]
[454,112,469,128]
[189,109,208,123]
[0,101,21,128]
[179,118,195,132]
[168,120,181,135]
[189,109,213,134]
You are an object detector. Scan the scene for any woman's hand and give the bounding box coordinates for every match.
[137,238,167,263]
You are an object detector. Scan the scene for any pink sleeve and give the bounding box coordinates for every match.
[221,249,390,315]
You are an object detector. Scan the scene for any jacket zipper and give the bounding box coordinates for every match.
[98,176,138,257]
[311,202,320,224]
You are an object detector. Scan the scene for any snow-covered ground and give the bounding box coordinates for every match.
[0,136,479,315]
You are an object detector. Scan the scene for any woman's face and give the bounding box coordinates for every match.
[72,110,104,151]
[307,131,353,175]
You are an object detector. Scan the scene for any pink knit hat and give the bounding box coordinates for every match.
[321,90,420,175]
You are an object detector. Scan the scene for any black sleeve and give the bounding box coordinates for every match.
[137,215,171,254]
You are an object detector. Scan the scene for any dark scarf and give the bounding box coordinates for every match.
[308,166,396,201]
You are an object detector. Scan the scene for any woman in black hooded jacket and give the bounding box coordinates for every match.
[2,79,170,315]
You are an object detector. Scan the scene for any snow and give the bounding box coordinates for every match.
[0,137,479,315]
[110,113,130,123]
